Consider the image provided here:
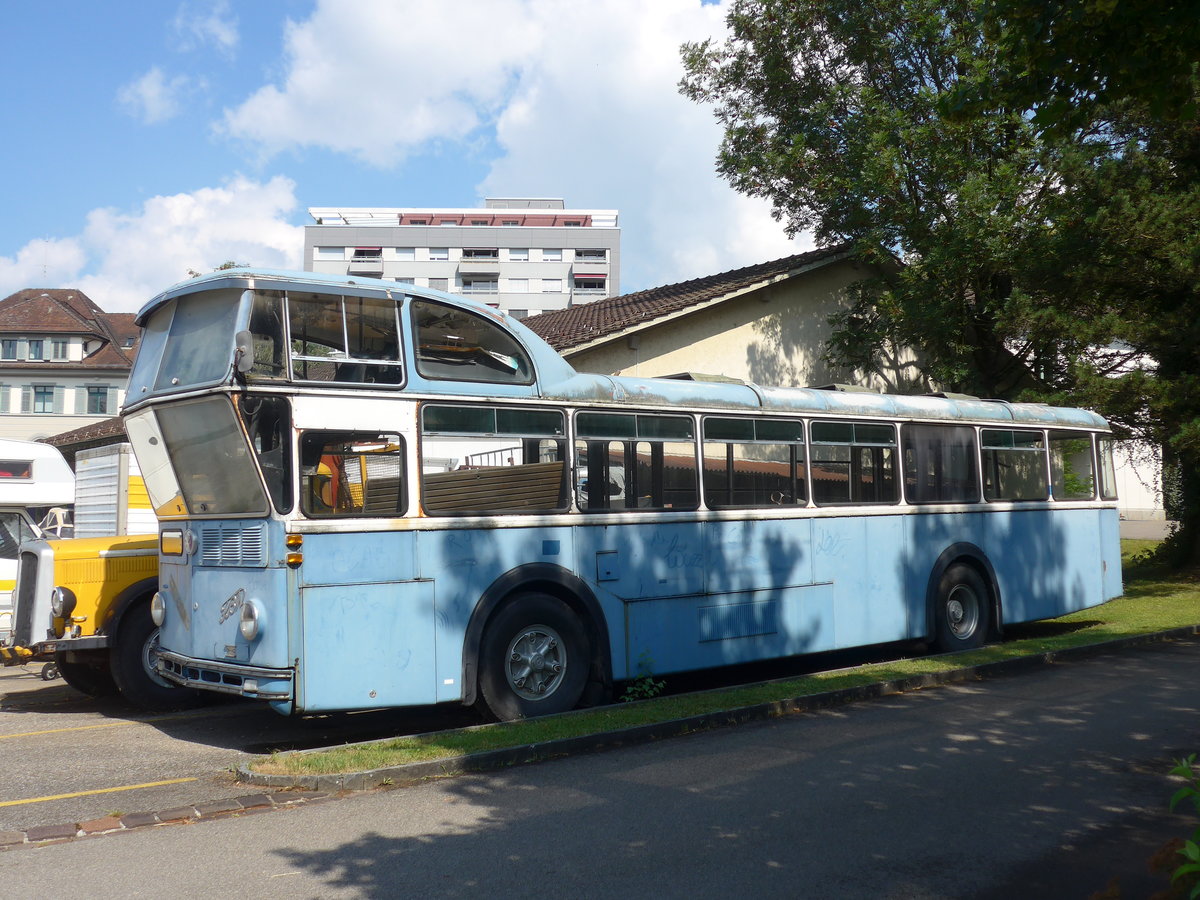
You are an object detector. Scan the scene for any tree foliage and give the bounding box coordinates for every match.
[681,0,1200,561]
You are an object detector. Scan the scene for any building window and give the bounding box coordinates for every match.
[394,247,416,261]
[33,385,55,414]
[502,219,519,226]
[1,341,15,360]
[429,248,449,261]
[87,386,109,415]
[395,277,415,284]
[470,219,489,226]
[461,278,498,295]
[51,340,69,359]
[564,221,582,226]
[509,309,528,319]
[409,219,427,225]
[507,279,529,293]
[429,278,449,291]
[574,248,607,261]
[462,248,499,259]
[27,340,43,360]
[508,248,529,261]
[313,246,345,260]
[351,247,382,261]
[542,279,563,293]
[542,249,562,262]
[573,277,606,293]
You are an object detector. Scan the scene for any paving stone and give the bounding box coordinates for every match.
[234,794,275,809]
[78,816,123,834]
[25,823,78,842]
[156,806,197,823]
[194,799,243,816]
[119,812,160,829]
[0,831,26,846]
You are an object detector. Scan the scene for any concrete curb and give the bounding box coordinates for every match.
[237,624,1200,793]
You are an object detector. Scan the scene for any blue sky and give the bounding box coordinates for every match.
[1,0,808,312]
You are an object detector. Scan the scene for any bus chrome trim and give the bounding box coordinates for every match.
[157,649,293,700]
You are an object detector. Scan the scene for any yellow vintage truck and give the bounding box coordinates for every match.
[1,443,196,709]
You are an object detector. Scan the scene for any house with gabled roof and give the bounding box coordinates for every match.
[0,288,139,441]
[524,244,926,392]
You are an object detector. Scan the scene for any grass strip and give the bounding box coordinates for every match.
[252,540,1200,777]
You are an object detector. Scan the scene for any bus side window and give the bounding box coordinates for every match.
[1049,431,1096,500]
[300,432,406,518]
[810,421,898,506]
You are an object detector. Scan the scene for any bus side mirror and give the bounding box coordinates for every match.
[234,330,255,373]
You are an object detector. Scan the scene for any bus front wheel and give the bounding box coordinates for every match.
[55,651,117,697]
[478,593,590,721]
[932,563,990,652]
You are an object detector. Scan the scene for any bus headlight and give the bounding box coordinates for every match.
[239,600,262,641]
[50,586,77,618]
[151,591,167,627]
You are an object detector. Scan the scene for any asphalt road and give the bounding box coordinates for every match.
[2,637,1197,898]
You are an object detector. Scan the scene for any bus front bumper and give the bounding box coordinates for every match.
[157,649,294,702]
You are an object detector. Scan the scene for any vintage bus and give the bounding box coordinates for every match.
[122,269,1122,720]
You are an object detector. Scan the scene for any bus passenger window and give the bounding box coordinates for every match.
[1097,436,1119,500]
[810,421,898,506]
[702,417,807,508]
[574,412,698,512]
[902,424,980,504]
[420,405,567,514]
[245,290,287,379]
[982,430,1048,501]
[1049,431,1095,500]
[300,432,406,518]
[289,292,404,385]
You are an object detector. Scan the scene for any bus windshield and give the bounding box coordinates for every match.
[125,397,270,517]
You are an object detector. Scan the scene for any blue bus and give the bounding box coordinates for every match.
[123,269,1123,720]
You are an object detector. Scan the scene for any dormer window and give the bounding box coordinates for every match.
[27,340,43,360]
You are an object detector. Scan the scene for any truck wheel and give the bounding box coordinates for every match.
[55,651,117,697]
[478,593,590,721]
[110,602,203,711]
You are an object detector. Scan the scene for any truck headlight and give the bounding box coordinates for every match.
[151,591,166,626]
[239,600,261,641]
[50,586,77,618]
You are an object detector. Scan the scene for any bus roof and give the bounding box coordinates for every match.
[138,268,1109,432]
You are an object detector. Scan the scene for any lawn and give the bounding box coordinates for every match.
[251,539,1200,778]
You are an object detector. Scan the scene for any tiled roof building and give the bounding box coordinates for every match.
[0,288,139,441]
[525,245,924,392]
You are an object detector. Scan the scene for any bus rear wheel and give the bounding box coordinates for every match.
[110,602,203,711]
[932,563,990,652]
[478,593,590,721]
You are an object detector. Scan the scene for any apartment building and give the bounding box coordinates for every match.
[0,288,137,441]
[304,198,619,318]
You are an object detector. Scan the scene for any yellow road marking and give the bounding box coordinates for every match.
[0,720,135,740]
[0,778,198,808]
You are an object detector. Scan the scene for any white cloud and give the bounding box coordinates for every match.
[218,0,808,291]
[172,0,239,55]
[0,177,303,313]
[117,66,197,124]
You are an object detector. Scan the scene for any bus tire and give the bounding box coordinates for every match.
[478,593,590,721]
[932,563,990,652]
[110,602,203,711]
[55,651,117,697]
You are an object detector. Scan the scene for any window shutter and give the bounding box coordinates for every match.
[54,385,65,414]
[0,385,8,414]
[108,387,118,413]
[75,387,87,415]
[20,385,31,413]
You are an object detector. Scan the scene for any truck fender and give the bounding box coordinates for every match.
[102,576,160,637]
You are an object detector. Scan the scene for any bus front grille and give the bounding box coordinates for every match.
[199,524,267,567]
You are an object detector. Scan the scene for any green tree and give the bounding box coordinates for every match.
[680,0,1107,398]
[681,0,1200,562]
